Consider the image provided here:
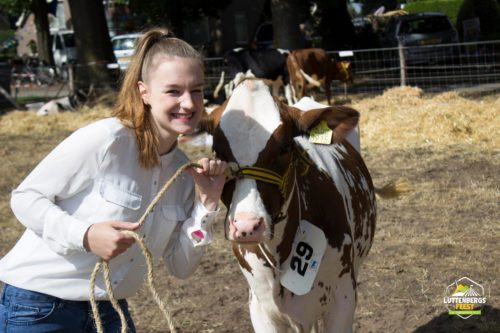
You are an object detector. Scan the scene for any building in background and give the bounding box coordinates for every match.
[14,0,274,58]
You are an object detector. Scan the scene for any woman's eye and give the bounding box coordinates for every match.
[165,90,180,95]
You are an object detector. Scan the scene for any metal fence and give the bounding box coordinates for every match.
[9,40,500,102]
[204,56,226,98]
[203,40,500,98]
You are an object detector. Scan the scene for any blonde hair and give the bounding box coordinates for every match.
[113,27,204,168]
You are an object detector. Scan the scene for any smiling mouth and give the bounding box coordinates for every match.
[171,113,194,119]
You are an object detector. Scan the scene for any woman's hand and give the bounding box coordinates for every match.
[188,158,227,210]
[83,221,140,260]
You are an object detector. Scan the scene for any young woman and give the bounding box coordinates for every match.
[0,27,226,332]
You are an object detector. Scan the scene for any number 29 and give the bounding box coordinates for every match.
[290,241,313,276]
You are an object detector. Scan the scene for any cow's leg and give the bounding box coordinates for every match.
[224,82,231,99]
[271,79,281,98]
[213,70,225,98]
[301,85,307,101]
[291,84,299,103]
[285,84,293,105]
[325,81,332,105]
[323,274,356,333]
[248,291,287,333]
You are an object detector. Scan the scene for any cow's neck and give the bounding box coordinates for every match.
[233,156,318,314]
[265,145,314,268]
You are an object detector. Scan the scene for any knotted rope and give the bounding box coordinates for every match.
[90,162,201,333]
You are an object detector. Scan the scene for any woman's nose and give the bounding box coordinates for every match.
[180,92,195,109]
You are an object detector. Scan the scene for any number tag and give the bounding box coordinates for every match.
[309,120,333,145]
[280,220,327,295]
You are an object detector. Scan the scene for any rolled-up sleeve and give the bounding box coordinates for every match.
[163,200,219,278]
[10,122,110,255]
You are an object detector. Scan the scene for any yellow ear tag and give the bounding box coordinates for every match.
[309,120,333,144]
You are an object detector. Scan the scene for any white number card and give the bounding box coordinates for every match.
[280,220,327,295]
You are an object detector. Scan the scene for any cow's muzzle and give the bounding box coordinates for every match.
[228,213,265,243]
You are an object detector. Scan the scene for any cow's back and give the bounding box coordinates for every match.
[294,136,376,265]
[293,48,330,78]
[243,49,288,81]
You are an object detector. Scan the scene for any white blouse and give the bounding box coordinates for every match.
[0,117,218,301]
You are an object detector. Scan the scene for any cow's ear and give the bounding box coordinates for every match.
[297,106,359,143]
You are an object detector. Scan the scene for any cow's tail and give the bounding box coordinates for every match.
[213,71,225,98]
[375,178,412,199]
[299,69,322,88]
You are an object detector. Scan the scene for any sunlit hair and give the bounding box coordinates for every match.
[113,27,204,168]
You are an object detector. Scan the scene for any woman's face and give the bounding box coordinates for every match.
[139,55,204,150]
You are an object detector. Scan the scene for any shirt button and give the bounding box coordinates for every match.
[129,258,134,263]
[153,180,158,185]
[113,281,118,285]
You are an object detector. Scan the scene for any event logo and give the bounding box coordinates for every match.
[443,277,487,319]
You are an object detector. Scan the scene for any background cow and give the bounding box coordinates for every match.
[205,78,377,332]
[287,48,353,105]
[213,47,293,104]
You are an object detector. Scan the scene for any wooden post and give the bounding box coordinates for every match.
[398,42,406,87]
[68,64,74,96]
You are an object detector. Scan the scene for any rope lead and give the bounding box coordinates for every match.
[90,162,200,333]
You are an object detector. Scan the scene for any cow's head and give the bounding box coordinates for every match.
[333,60,354,84]
[204,79,359,245]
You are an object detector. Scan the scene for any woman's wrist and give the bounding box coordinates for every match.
[198,193,218,211]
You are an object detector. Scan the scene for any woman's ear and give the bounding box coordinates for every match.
[138,81,149,105]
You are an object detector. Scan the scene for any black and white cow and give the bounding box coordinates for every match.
[213,48,292,104]
[204,78,386,332]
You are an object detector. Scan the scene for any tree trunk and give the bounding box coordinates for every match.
[318,0,355,51]
[31,0,54,66]
[271,0,302,50]
[67,0,119,97]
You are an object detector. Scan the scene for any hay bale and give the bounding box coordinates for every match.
[354,87,499,150]
[1,88,498,151]
[0,105,111,136]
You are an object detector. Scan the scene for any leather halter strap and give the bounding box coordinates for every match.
[226,147,312,198]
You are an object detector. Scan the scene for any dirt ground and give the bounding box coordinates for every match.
[0,89,498,332]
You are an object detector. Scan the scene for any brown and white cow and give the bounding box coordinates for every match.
[205,79,375,332]
[287,48,353,105]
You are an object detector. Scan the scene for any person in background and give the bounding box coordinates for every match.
[0,26,227,332]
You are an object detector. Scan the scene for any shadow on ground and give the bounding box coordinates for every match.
[413,305,499,333]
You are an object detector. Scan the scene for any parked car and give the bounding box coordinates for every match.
[51,30,76,78]
[111,33,142,71]
[379,12,459,64]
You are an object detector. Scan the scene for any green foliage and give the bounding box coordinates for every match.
[0,29,16,61]
[358,0,400,15]
[0,0,30,16]
[404,0,464,24]
[456,0,500,40]
[0,29,14,41]
[128,0,231,34]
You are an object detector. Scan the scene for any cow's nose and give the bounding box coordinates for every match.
[229,213,266,243]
